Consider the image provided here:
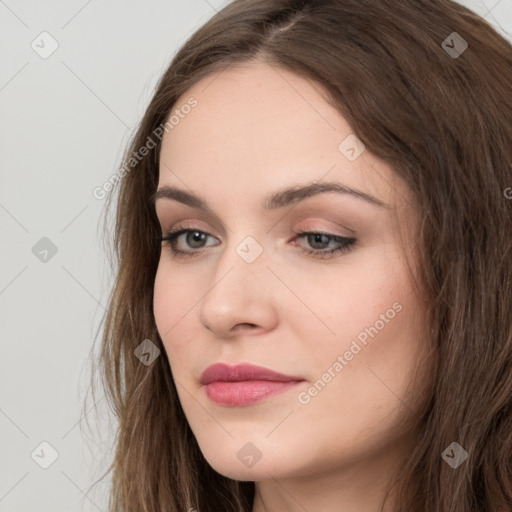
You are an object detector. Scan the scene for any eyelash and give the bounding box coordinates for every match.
[158,225,357,260]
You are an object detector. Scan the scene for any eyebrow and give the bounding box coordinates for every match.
[150,181,389,213]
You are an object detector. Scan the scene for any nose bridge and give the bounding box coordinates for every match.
[197,229,274,335]
[215,210,269,277]
[208,231,268,301]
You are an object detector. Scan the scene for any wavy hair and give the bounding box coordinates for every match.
[87,0,512,510]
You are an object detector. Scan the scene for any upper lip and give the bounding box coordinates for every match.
[199,363,304,385]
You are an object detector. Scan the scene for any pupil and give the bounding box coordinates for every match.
[310,233,328,249]
[189,231,205,248]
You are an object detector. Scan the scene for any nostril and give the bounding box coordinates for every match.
[237,323,256,329]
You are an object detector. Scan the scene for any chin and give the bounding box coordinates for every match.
[201,452,268,481]
[198,438,308,482]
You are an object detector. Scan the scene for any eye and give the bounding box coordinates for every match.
[158,226,357,260]
[160,228,217,256]
[292,230,356,259]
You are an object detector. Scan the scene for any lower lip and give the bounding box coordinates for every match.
[204,380,303,406]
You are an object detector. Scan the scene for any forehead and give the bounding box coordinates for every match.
[162,61,351,163]
[158,60,405,213]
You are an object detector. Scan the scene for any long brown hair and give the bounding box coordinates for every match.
[87,0,512,510]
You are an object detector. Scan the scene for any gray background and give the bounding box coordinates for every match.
[1,1,510,510]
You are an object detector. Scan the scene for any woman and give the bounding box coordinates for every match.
[90,0,512,510]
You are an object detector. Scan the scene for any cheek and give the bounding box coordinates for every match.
[297,252,405,340]
[300,250,424,386]
[153,263,194,363]
[153,264,173,335]
[291,294,426,460]
[153,259,197,325]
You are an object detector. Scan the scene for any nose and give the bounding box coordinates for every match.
[197,238,279,339]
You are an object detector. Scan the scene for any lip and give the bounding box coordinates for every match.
[200,363,305,407]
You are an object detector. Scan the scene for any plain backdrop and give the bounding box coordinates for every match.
[1,1,511,510]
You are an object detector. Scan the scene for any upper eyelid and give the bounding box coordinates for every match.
[156,212,356,236]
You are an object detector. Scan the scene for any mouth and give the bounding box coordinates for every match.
[199,363,305,407]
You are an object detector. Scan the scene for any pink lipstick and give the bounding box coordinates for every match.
[200,363,305,407]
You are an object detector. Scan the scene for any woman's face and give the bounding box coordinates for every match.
[153,60,430,482]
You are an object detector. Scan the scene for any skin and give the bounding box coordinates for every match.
[153,60,432,512]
